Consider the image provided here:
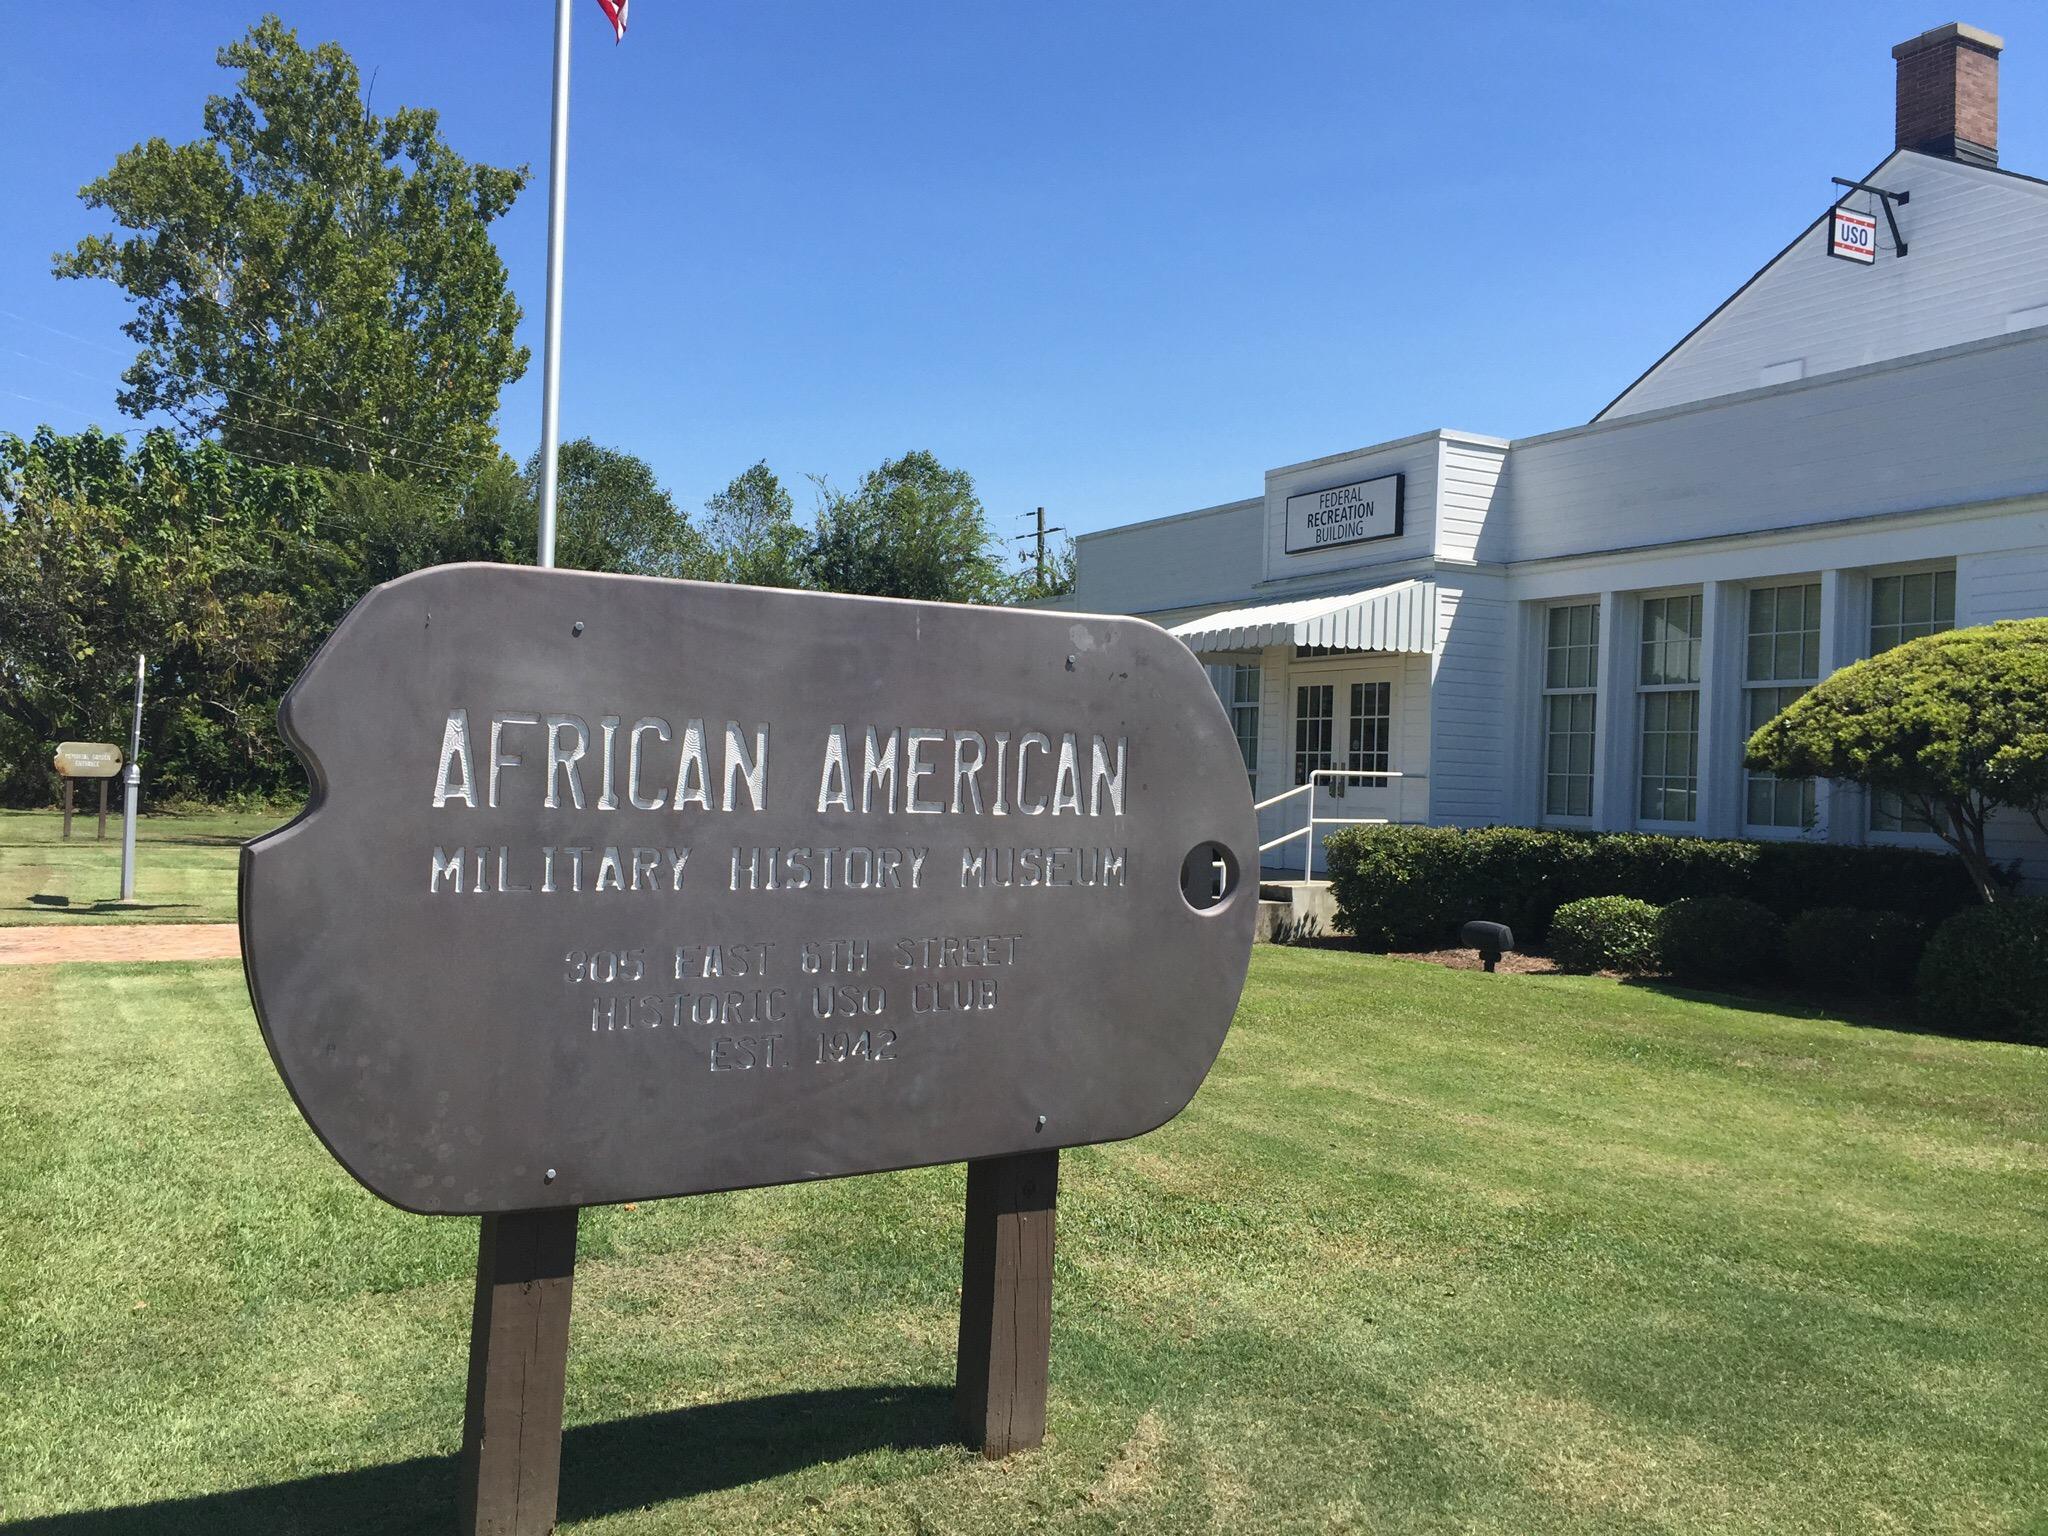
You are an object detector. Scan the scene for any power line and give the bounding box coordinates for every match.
[1013,505,1066,586]
[2,390,144,434]
[6,341,488,477]
[0,307,499,464]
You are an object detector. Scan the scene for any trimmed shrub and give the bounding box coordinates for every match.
[1915,898,2048,1043]
[1322,824,1982,951]
[1656,897,1780,983]
[1780,907,1925,994]
[1549,896,1663,974]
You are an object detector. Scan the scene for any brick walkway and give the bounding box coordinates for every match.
[0,924,240,966]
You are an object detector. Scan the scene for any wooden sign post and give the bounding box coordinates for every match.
[241,565,1256,1532]
[457,1209,580,1534]
[956,1149,1059,1456]
[52,742,123,843]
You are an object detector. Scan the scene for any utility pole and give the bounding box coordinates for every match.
[1015,507,1065,591]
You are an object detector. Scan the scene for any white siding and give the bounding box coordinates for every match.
[1959,545,2048,623]
[1428,580,1509,825]
[1263,434,1444,587]
[1396,652,1433,830]
[1068,497,1262,617]
[1435,437,1508,564]
[1499,330,2048,565]
[1605,152,2048,420]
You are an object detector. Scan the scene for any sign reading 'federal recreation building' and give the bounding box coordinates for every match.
[1283,472,1404,553]
[241,564,1257,1215]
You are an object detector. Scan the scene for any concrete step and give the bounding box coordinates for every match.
[1254,900,1291,944]
[1252,880,1339,944]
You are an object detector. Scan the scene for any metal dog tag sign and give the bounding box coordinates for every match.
[242,564,1256,1214]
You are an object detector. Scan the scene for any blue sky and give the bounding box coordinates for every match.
[2,3,2039,541]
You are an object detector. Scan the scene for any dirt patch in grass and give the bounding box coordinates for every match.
[0,923,240,966]
[1390,947,1562,975]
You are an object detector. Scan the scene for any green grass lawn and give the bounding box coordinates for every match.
[0,810,287,925]
[1,948,2044,1533]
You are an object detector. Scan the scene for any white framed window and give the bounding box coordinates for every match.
[1294,683,1334,789]
[1743,583,1819,830]
[1869,568,1956,832]
[1541,602,1598,818]
[1346,680,1391,786]
[1207,662,1260,791]
[1869,568,1955,655]
[1638,593,1701,823]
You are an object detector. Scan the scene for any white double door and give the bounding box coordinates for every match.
[1290,664,1398,869]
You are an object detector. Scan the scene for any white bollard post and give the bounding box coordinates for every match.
[119,654,144,902]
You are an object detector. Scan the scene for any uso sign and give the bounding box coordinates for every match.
[1829,206,1878,264]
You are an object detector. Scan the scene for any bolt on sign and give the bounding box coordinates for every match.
[241,564,1257,1533]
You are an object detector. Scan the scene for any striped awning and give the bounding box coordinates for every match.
[1167,579,1437,654]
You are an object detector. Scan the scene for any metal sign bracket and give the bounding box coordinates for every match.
[1830,177,1910,257]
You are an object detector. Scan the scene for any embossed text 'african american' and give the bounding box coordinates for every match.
[429,714,1129,819]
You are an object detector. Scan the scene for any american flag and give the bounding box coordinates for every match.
[594,0,627,42]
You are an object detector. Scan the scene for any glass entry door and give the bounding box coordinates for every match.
[1290,672,1397,873]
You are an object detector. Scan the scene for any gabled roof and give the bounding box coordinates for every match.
[1594,149,2048,422]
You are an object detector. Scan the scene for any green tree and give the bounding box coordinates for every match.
[805,450,1013,603]
[703,461,809,588]
[521,439,717,579]
[54,15,529,478]
[0,427,328,804]
[1746,620,2048,902]
[1014,533,1077,602]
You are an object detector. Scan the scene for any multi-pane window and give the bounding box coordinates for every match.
[1542,603,1598,818]
[1744,583,1820,829]
[1870,569,1956,831]
[1869,569,1955,655]
[1207,663,1261,790]
[1346,681,1391,787]
[1638,594,1702,822]
[1294,684,1334,789]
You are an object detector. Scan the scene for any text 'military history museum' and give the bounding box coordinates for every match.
[1057,23,2048,883]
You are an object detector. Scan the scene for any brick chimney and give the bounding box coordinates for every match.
[1893,22,2003,166]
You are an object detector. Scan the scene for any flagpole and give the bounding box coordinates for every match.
[536,0,572,569]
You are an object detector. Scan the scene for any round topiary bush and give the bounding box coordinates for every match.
[1549,896,1663,974]
[1780,907,1926,994]
[1915,898,2048,1042]
[1656,896,1780,983]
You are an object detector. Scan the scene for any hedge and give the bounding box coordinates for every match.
[1323,824,1984,952]
[1916,898,2048,1043]
[1658,897,1780,984]
[1549,896,1663,975]
[1781,907,1926,994]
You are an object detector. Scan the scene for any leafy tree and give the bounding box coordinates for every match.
[0,427,327,804]
[53,15,529,478]
[1014,533,1077,602]
[320,455,531,585]
[1746,620,2048,902]
[521,439,717,579]
[805,450,1013,603]
[703,461,809,588]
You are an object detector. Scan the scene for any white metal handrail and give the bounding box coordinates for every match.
[1255,768,1404,872]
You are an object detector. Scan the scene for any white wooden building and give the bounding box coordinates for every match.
[1061,23,2048,884]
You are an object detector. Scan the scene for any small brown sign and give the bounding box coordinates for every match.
[53,742,123,779]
